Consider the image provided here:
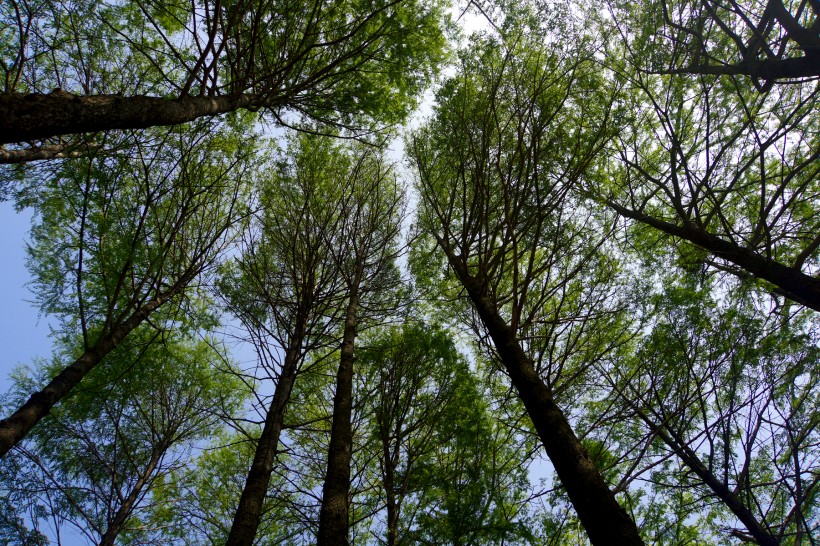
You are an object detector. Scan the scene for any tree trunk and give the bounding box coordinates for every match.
[607,201,820,312]
[639,413,778,546]
[385,486,399,546]
[98,441,168,546]
[317,289,359,546]
[0,92,261,144]
[226,339,303,546]
[0,292,174,457]
[380,376,399,546]
[662,56,820,80]
[450,261,645,546]
[0,142,101,164]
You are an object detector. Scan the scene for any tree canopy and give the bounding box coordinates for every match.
[1,0,818,544]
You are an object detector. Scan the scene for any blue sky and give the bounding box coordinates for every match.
[0,201,53,393]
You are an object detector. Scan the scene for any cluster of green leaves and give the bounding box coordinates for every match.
[2,0,819,543]
[13,119,256,348]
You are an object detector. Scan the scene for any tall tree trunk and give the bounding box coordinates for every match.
[379,376,399,546]
[385,485,399,546]
[317,289,359,546]
[0,92,261,144]
[449,259,645,546]
[0,291,176,458]
[226,335,303,546]
[606,201,820,312]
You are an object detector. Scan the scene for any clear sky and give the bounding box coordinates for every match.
[0,201,54,393]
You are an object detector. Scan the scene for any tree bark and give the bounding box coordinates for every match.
[448,258,645,546]
[383,430,399,546]
[226,337,303,546]
[317,289,359,546]
[608,201,820,312]
[659,55,820,81]
[385,484,399,546]
[0,143,101,163]
[0,292,174,458]
[0,91,262,145]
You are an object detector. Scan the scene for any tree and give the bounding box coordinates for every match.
[0,449,49,545]
[356,323,465,546]
[0,119,255,457]
[219,133,348,546]
[150,431,299,544]
[604,0,820,86]
[317,141,405,546]
[409,33,644,545]
[592,2,820,312]
[406,353,535,546]
[0,0,448,148]
[589,269,820,545]
[3,331,246,545]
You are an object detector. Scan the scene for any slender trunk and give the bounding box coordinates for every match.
[640,413,778,546]
[380,379,399,546]
[317,289,359,546]
[99,442,168,546]
[385,485,399,546]
[0,292,174,457]
[0,92,261,144]
[607,201,820,312]
[450,261,645,546]
[226,338,303,546]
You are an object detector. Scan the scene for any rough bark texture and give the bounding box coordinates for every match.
[608,201,820,312]
[385,485,399,546]
[317,290,359,546]
[0,91,260,144]
[226,340,302,546]
[0,293,172,458]
[0,143,100,163]
[449,259,645,546]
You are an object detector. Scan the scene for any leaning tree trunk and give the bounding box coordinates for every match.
[317,288,359,546]
[0,289,179,458]
[98,440,169,546]
[0,91,261,144]
[451,260,645,546]
[226,332,304,546]
[607,201,820,312]
[637,412,779,546]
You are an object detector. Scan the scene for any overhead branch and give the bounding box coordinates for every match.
[606,200,820,312]
[0,91,264,145]
[0,142,102,164]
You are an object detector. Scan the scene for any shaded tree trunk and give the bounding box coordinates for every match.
[226,332,304,546]
[660,55,820,81]
[448,256,645,546]
[385,483,399,546]
[0,92,261,144]
[0,289,179,457]
[317,289,359,546]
